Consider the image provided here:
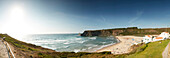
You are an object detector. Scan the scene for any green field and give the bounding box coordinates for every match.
[127,39,170,58]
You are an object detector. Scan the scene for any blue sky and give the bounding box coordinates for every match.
[0,0,170,34]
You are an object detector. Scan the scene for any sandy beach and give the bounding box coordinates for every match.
[96,36,143,54]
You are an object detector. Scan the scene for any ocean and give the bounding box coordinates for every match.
[10,34,119,52]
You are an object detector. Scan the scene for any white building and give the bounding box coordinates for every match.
[153,32,169,41]
[153,37,164,41]
[159,32,169,39]
[143,35,153,43]
[143,32,170,43]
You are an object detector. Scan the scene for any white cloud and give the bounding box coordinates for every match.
[99,15,115,26]
[128,11,143,27]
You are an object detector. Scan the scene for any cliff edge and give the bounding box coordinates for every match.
[81,27,170,37]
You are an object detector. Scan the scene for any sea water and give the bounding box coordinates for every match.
[10,34,119,52]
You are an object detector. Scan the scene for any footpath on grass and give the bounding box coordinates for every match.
[0,39,9,58]
[162,42,170,58]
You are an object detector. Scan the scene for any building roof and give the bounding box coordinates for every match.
[155,37,163,39]
[145,35,152,38]
[163,32,169,34]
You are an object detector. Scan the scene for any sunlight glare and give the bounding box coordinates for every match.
[1,5,34,36]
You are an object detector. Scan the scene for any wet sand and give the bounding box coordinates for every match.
[96,36,143,54]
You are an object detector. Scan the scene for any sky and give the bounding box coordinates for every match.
[0,0,170,34]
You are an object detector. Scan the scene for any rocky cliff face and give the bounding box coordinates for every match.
[81,27,170,37]
[80,30,112,37]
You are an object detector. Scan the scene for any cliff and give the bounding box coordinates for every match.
[81,27,170,37]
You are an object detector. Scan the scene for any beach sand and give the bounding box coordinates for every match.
[96,36,143,54]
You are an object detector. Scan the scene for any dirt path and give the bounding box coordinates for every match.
[162,42,170,58]
[0,40,9,58]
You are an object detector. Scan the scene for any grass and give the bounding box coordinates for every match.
[0,34,39,51]
[0,34,55,57]
[126,39,170,58]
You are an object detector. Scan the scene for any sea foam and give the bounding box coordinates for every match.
[13,34,118,52]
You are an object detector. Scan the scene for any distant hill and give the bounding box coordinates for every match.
[81,27,170,36]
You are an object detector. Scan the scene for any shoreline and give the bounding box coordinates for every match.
[0,34,144,57]
[96,36,143,54]
[96,38,121,52]
[81,42,119,52]
[10,35,142,54]
[2,33,166,58]
[92,38,121,52]
[79,36,120,52]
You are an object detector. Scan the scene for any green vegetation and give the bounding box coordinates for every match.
[0,34,39,51]
[127,39,170,58]
[0,34,54,57]
[120,29,159,36]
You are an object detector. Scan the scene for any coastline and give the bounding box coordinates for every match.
[1,34,167,58]
[8,34,143,55]
[96,36,143,54]
[0,34,56,58]
[2,33,134,58]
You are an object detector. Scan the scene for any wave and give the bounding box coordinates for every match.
[89,37,97,40]
[41,46,56,50]
[16,34,119,52]
[85,44,98,47]
[102,42,106,44]
[88,47,92,49]
[74,49,80,53]
[63,46,69,48]
[55,40,67,42]
[81,49,87,51]
[95,43,117,51]
[63,42,70,44]
[77,40,86,43]
[75,38,82,40]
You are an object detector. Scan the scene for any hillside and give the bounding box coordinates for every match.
[127,39,170,58]
[81,27,170,37]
